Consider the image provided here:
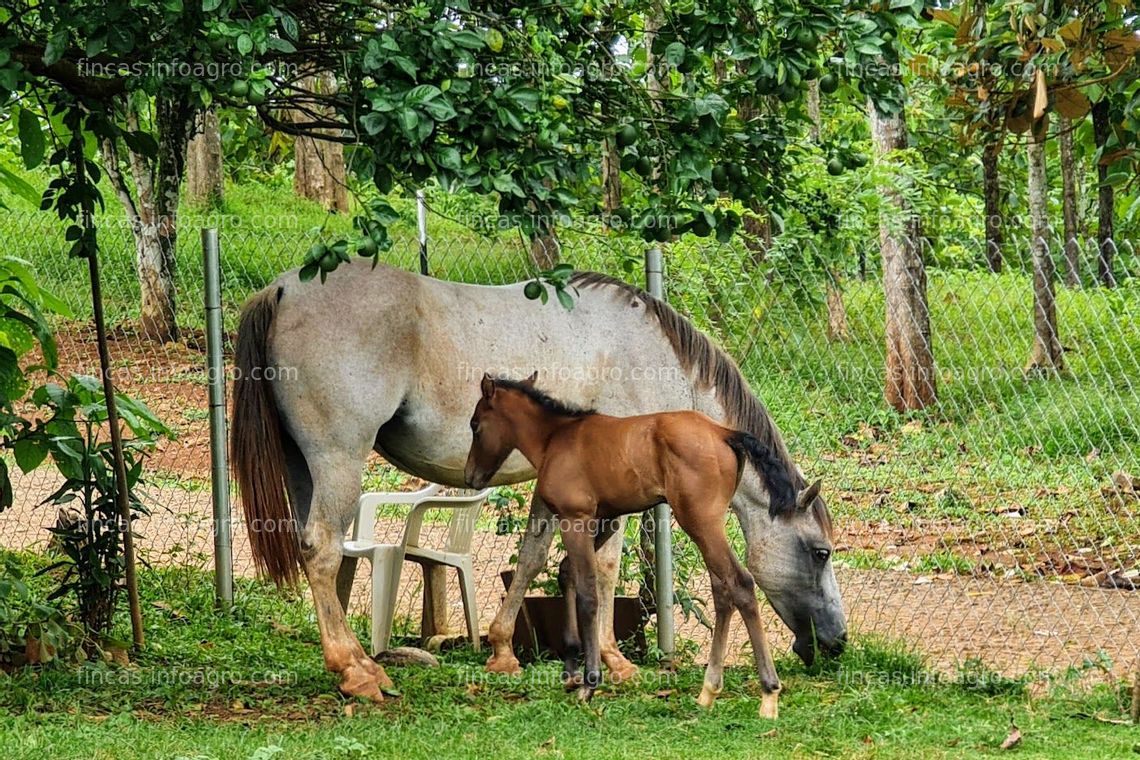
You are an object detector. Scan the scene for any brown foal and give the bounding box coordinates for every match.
[464,373,820,719]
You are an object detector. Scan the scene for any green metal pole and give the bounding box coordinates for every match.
[203,228,233,610]
[645,246,674,657]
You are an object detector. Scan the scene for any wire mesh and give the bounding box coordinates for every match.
[1,202,1137,678]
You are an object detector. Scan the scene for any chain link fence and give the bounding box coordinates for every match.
[2,201,1138,678]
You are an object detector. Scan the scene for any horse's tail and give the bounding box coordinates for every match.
[724,430,797,514]
[231,285,303,587]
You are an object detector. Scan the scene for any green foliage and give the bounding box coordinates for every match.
[0,554,81,669]
[28,375,171,638]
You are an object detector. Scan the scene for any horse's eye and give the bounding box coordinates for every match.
[470,420,478,433]
[813,548,831,563]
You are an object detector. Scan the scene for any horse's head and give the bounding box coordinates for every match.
[749,480,847,665]
[464,372,537,489]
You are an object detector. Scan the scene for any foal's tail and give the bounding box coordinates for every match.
[724,430,797,513]
[231,285,303,587]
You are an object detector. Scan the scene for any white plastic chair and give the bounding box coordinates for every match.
[343,483,491,655]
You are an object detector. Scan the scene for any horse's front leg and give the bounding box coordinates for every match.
[594,515,638,683]
[486,493,556,675]
[557,555,582,688]
[561,513,601,701]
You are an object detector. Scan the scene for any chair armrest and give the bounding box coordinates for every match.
[403,490,491,548]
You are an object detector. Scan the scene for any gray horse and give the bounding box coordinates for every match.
[231,261,846,701]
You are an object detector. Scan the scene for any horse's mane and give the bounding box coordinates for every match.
[495,377,597,419]
[571,271,829,529]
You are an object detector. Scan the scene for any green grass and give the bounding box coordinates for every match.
[1,553,1135,760]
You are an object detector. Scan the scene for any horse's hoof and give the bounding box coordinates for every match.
[563,671,584,691]
[603,654,639,684]
[484,652,522,676]
[696,683,720,709]
[576,685,595,703]
[339,664,386,703]
[758,692,779,720]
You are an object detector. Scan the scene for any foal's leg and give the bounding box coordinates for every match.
[557,555,582,687]
[560,514,602,701]
[676,500,781,719]
[486,494,556,674]
[594,515,639,683]
[696,574,735,709]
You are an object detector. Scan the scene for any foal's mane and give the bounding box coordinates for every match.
[495,377,597,418]
[571,271,830,530]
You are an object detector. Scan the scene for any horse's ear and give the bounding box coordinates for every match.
[522,371,538,387]
[796,480,822,511]
[480,373,496,400]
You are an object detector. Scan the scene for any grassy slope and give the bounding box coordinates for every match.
[0,556,1134,760]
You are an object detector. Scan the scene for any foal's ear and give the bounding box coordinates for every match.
[796,480,822,511]
[480,373,496,401]
[522,370,538,387]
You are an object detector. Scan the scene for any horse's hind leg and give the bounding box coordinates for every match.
[301,451,392,700]
[558,556,582,688]
[486,494,555,675]
[594,515,638,683]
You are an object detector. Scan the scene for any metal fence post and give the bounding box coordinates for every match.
[417,190,429,275]
[203,228,233,610]
[645,246,675,658]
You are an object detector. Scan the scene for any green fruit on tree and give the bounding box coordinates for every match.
[726,162,743,181]
[795,27,816,48]
[306,243,326,263]
[246,86,266,106]
[523,281,543,300]
[358,237,379,257]
[654,222,671,242]
[804,64,820,81]
[818,72,839,94]
[755,76,776,96]
[711,165,729,191]
[230,79,250,98]
[635,156,653,177]
[318,252,339,272]
[690,217,711,237]
[616,124,638,148]
[620,153,638,172]
[827,158,845,176]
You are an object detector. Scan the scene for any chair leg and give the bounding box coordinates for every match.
[456,558,480,651]
[370,546,404,656]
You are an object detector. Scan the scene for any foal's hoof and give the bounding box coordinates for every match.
[563,672,584,691]
[484,652,522,676]
[758,692,779,720]
[696,683,720,709]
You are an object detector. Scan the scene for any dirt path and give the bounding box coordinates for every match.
[6,469,1137,678]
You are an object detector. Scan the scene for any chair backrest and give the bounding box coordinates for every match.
[405,490,489,555]
[352,483,442,544]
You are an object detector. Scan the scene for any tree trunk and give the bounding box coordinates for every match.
[293,72,349,213]
[1059,117,1080,287]
[101,96,193,343]
[870,98,936,412]
[1091,99,1115,287]
[981,140,1004,273]
[825,271,849,342]
[601,136,622,219]
[807,79,821,143]
[1025,127,1064,374]
[185,108,224,208]
[529,224,560,269]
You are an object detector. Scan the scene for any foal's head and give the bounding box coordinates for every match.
[463,372,538,489]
